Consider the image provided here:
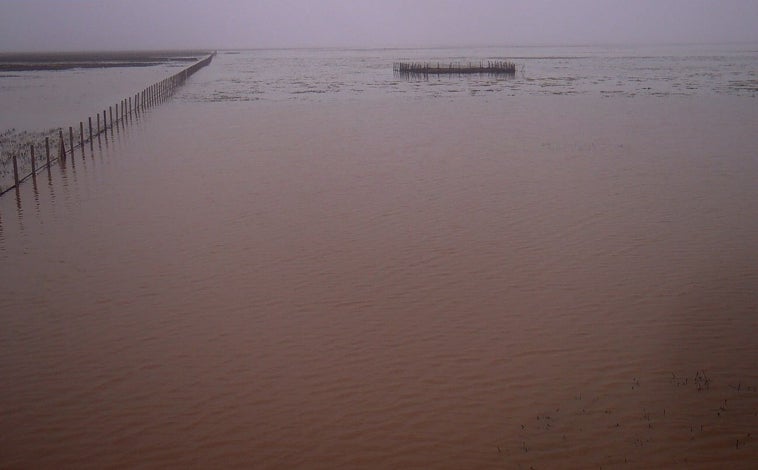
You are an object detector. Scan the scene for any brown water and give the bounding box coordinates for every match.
[1,96,757,469]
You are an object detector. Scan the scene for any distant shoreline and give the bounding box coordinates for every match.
[0,50,210,72]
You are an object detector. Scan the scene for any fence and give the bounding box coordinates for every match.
[393,60,517,78]
[0,52,216,196]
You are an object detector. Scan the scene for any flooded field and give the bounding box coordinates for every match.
[1,92,756,468]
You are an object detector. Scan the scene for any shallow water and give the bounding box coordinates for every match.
[2,44,758,133]
[1,90,757,468]
[0,62,187,132]
[180,44,758,102]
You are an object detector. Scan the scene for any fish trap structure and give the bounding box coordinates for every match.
[393,60,517,78]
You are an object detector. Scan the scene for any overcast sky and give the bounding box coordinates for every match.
[1,0,757,51]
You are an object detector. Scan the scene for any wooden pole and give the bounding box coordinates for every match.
[88,117,93,148]
[103,110,107,131]
[109,107,113,130]
[59,129,66,161]
[12,155,19,187]
[80,121,85,157]
[30,144,36,174]
[115,103,119,125]
[45,137,50,166]
[69,127,74,159]
[129,96,132,116]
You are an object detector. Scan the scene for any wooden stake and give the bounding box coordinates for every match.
[45,137,50,166]
[30,144,36,174]
[59,129,66,161]
[12,155,19,187]
[80,121,85,157]
[89,117,93,147]
[69,127,74,159]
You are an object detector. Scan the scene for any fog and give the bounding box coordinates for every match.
[1,0,757,51]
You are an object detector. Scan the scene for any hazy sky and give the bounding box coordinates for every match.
[1,0,757,51]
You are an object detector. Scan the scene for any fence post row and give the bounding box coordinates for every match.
[1,52,215,194]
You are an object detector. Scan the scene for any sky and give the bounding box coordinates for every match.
[1,0,757,51]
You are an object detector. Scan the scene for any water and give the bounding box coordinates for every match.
[0,60,188,132]
[3,44,757,189]
[177,44,758,103]
[1,46,757,469]
[2,45,757,129]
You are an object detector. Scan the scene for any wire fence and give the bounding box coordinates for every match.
[0,52,215,196]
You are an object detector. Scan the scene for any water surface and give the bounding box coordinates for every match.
[1,49,757,469]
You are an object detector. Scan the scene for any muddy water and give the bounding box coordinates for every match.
[1,96,757,469]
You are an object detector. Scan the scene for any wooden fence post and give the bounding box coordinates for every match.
[89,117,93,148]
[80,121,85,157]
[45,137,50,166]
[59,129,66,161]
[12,155,19,187]
[30,144,36,174]
[69,127,74,159]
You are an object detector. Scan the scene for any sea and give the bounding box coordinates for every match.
[1,44,757,469]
